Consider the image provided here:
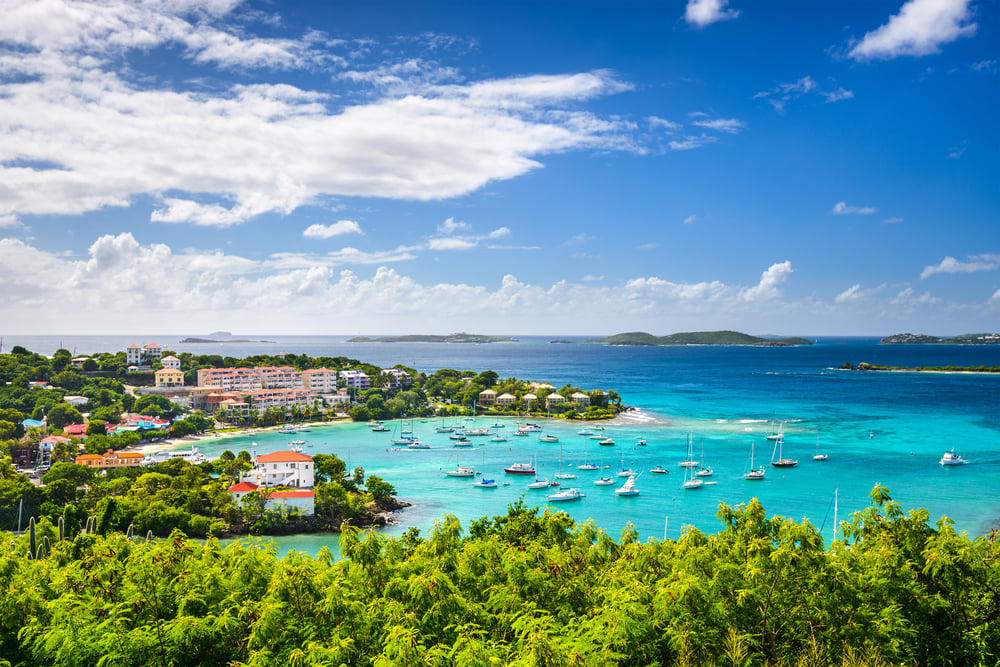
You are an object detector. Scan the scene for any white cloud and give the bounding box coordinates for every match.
[891,287,941,305]
[302,220,363,239]
[437,217,471,235]
[563,233,594,246]
[683,215,697,224]
[921,254,1000,279]
[835,284,865,303]
[991,289,1000,302]
[487,227,511,239]
[739,261,793,302]
[428,237,477,251]
[646,116,680,130]
[755,76,854,113]
[833,201,878,215]
[849,0,977,61]
[690,117,745,134]
[685,0,740,28]
[884,217,904,224]
[971,59,997,73]
[0,4,638,226]
[669,134,718,151]
[582,275,604,282]
[0,214,23,229]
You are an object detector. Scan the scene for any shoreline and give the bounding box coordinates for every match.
[128,416,353,456]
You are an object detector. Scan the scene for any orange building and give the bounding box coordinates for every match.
[76,449,145,469]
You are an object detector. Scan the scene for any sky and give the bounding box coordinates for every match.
[0,0,997,337]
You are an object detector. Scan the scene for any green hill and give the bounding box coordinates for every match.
[584,330,813,346]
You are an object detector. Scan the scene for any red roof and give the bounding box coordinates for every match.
[266,490,314,499]
[229,482,260,493]
[128,344,140,348]
[256,451,313,463]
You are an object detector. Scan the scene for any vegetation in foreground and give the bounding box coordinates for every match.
[2,485,997,666]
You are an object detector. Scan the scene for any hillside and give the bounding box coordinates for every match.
[584,330,813,346]
[882,333,1000,345]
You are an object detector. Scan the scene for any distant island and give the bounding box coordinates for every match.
[179,332,275,343]
[842,362,1000,374]
[347,333,518,344]
[583,330,813,346]
[881,333,1000,345]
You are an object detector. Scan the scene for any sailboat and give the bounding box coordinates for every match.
[577,443,599,470]
[594,455,615,485]
[744,442,766,480]
[771,436,797,467]
[679,433,698,468]
[695,438,713,477]
[617,447,636,477]
[765,420,785,441]
[554,445,577,479]
[473,449,497,487]
[812,436,828,461]
[527,455,556,489]
[682,462,704,489]
[444,453,475,477]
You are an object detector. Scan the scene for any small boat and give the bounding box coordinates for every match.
[491,423,505,429]
[598,438,615,446]
[407,442,430,450]
[445,466,476,477]
[473,478,497,488]
[288,442,304,453]
[577,462,599,470]
[465,428,491,436]
[682,464,704,489]
[296,424,311,432]
[594,476,615,486]
[554,445,576,479]
[449,433,468,440]
[289,439,306,446]
[371,424,390,432]
[636,439,647,446]
[577,429,594,436]
[391,437,417,445]
[513,430,529,437]
[771,437,797,468]
[589,435,606,440]
[519,423,542,432]
[744,442,766,480]
[592,426,605,431]
[940,449,968,465]
[527,479,552,489]
[436,426,454,433]
[615,475,639,496]
[278,425,296,434]
[453,440,473,448]
[539,434,559,443]
[695,439,712,476]
[547,488,585,501]
[504,462,536,475]
[490,435,508,442]
[765,420,785,441]
[650,466,669,474]
[813,437,828,461]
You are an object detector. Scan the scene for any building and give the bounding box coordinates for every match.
[242,450,315,488]
[143,344,162,361]
[197,368,264,392]
[496,392,517,408]
[154,368,184,388]
[63,395,89,407]
[75,449,145,469]
[522,393,537,410]
[478,388,497,406]
[380,368,411,389]
[339,369,371,390]
[258,366,304,389]
[39,435,72,467]
[160,355,181,370]
[545,393,567,410]
[229,481,314,515]
[301,368,339,393]
[70,357,89,369]
[126,344,142,365]
[571,392,591,408]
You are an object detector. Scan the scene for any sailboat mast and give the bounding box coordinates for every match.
[833,489,838,541]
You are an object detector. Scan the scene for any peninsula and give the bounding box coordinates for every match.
[347,333,518,343]
[881,333,1000,345]
[583,330,813,346]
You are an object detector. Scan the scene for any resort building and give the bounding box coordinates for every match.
[241,450,315,488]
[126,344,142,365]
[196,368,263,392]
[339,369,371,390]
[545,393,567,410]
[76,449,145,469]
[301,368,339,393]
[154,368,185,388]
[160,355,181,370]
[229,481,315,516]
[571,392,591,408]
[478,388,497,406]
[257,366,304,389]
[380,368,411,389]
[496,393,517,408]
[522,393,537,410]
[71,357,89,369]
[143,344,162,361]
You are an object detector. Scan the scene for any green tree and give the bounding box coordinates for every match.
[45,404,84,429]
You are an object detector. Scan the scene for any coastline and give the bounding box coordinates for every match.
[128,416,354,456]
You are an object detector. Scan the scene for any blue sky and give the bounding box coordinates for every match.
[0,0,997,336]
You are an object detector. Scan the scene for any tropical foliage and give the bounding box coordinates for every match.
[1,486,996,666]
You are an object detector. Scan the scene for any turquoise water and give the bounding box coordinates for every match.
[8,335,999,552]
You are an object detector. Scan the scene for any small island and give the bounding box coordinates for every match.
[584,330,813,346]
[842,362,1000,374]
[179,332,275,343]
[347,333,518,344]
[881,333,1000,345]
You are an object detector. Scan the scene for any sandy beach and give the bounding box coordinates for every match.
[129,417,353,457]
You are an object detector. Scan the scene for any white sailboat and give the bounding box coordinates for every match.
[679,433,698,468]
[594,455,615,485]
[617,447,636,477]
[444,453,475,477]
[743,442,766,480]
[554,444,577,479]
[813,436,828,461]
[695,438,713,477]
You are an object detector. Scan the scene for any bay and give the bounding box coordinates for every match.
[7,334,1000,554]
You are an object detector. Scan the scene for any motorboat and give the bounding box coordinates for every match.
[513,430,529,437]
[615,475,639,496]
[577,429,594,436]
[278,425,296,434]
[539,434,559,443]
[504,462,536,475]
[407,442,430,450]
[473,478,498,488]
[445,466,476,477]
[940,449,968,465]
[617,468,637,478]
[598,438,615,446]
[465,428,491,436]
[371,424,390,432]
[449,433,468,440]
[696,466,714,477]
[636,439,647,446]
[490,435,508,442]
[577,463,599,471]
[453,440,473,447]
[650,466,669,474]
[547,488,584,501]
[491,423,505,429]
[594,476,615,486]
[519,423,542,432]
[527,479,552,489]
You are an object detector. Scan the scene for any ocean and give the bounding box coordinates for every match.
[6,334,1000,553]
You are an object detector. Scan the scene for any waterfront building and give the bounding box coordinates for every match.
[522,393,537,410]
[229,481,315,515]
[545,393,567,410]
[571,392,591,408]
[496,392,517,408]
[241,450,315,488]
[339,369,371,390]
[478,388,497,406]
[257,366,304,389]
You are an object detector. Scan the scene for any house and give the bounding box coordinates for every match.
[545,393,567,410]
[522,393,537,409]
[380,368,411,389]
[126,344,142,365]
[571,392,591,408]
[478,388,497,406]
[154,368,184,388]
[70,357,89,369]
[229,481,314,515]
[241,450,315,488]
[496,392,517,407]
[64,395,89,407]
[75,449,145,469]
[160,355,181,370]
[39,435,71,467]
[63,423,88,438]
[142,344,162,361]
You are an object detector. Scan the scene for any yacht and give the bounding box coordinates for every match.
[744,442,766,480]
[527,478,555,489]
[940,449,968,465]
[473,478,498,488]
[539,434,559,443]
[444,466,476,477]
[504,462,536,475]
[598,438,615,446]
[650,466,669,474]
[407,441,430,450]
[770,437,798,468]
[615,475,640,496]
[594,476,615,486]
[547,488,584,501]
[577,462,599,471]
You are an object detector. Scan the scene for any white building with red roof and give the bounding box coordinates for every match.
[242,450,315,488]
[229,481,314,515]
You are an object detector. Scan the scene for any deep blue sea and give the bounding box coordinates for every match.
[7,334,1000,553]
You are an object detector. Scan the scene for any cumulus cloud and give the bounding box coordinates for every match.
[437,217,471,235]
[685,0,740,28]
[920,254,1000,279]
[646,116,680,130]
[0,3,638,226]
[849,0,977,61]
[487,227,511,239]
[302,220,363,239]
[833,201,878,215]
[740,261,793,302]
[755,76,854,113]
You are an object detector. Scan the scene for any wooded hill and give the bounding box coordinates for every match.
[584,330,814,346]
